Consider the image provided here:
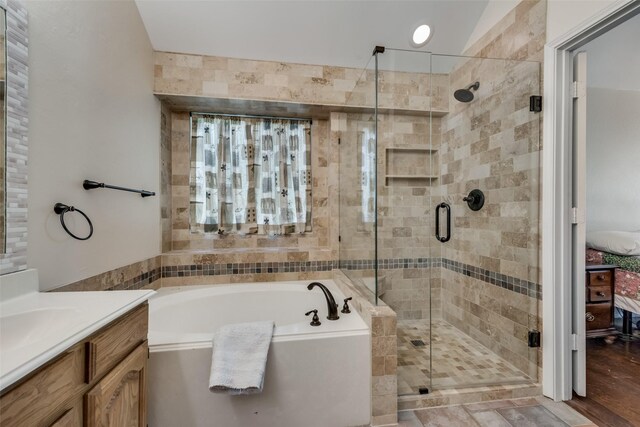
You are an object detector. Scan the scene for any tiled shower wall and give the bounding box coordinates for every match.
[438,0,546,377]
[335,63,450,320]
[339,111,445,320]
[160,102,172,253]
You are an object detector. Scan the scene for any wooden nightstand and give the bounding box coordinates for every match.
[585,264,619,338]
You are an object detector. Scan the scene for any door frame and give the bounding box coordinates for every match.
[541,0,640,401]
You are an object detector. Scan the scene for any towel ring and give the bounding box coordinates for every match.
[53,203,94,241]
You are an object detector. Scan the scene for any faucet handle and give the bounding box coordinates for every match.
[305,309,321,326]
[341,297,353,314]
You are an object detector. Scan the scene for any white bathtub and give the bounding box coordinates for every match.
[147,280,371,427]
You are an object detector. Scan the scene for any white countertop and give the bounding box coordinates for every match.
[0,269,155,392]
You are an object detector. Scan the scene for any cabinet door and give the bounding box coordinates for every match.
[0,346,84,427]
[49,401,82,427]
[84,342,147,427]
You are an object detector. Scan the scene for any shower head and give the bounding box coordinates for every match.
[454,81,480,103]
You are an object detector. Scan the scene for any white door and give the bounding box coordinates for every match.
[572,51,588,397]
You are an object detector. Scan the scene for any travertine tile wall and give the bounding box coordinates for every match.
[154,51,448,113]
[333,269,398,427]
[338,98,445,319]
[160,102,172,253]
[346,68,450,113]
[441,57,541,280]
[160,252,335,287]
[376,112,441,320]
[155,52,448,274]
[337,113,375,260]
[0,0,29,275]
[53,256,162,292]
[438,0,546,376]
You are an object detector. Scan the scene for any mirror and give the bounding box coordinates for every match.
[0,7,5,253]
[0,0,27,274]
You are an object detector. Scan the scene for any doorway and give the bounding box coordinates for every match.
[541,0,640,409]
[565,12,640,426]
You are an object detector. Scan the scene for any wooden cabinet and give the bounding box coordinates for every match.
[0,304,148,427]
[85,306,148,384]
[585,265,619,338]
[85,343,147,427]
[0,346,85,427]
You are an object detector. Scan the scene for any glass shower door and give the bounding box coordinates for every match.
[372,49,542,396]
[430,54,541,389]
[373,48,436,395]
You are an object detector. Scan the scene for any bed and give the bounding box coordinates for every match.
[586,230,640,333]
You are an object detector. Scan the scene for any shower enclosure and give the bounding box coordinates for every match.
[339,48,541,398]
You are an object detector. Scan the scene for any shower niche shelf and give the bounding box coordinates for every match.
[384,147,438,187]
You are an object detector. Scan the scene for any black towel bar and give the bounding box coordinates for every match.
[83,180,155,197]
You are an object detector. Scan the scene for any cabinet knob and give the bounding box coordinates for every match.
[596,291,605,297]
[597,274,605,281]
[586,312,595,322]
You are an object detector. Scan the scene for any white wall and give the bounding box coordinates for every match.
[546,0,619,42]
[583,12,640,233]
[464,0,621,49]
[26,0,161,290]
[585,88,640,232]
[581,12,640,91]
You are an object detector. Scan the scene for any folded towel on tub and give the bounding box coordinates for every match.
[209,320,275,395]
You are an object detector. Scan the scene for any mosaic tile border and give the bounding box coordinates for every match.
[159,257,540,299]
[441,259,541,300]
[55,255,540,300]
[107,268,162,291]
[161,260,338,277]
[339,258,540,300]
[340,258,440,269]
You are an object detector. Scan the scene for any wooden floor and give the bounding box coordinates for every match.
[567,337,640,427]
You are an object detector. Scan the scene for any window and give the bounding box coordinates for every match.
[190,113,312,235]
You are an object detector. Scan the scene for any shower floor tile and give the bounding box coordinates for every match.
[397,319,532,396]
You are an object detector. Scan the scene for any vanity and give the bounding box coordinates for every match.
[0,270,155,426]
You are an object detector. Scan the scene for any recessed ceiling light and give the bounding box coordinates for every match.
[411,24,432,47]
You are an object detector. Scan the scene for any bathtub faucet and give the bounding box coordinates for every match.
[307,282,340,320]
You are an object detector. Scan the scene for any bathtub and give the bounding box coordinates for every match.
[147,280,371,427]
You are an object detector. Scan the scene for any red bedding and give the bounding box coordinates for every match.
[586,248,640,302]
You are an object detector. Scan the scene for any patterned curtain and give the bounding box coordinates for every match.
[191,114,312,235]
[360,128,376,223]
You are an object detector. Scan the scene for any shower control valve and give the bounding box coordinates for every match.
[342,297,353,314]
[305,309,321,326]
[463,189,485,211]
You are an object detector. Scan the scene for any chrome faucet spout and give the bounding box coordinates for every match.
[307,282,340,320]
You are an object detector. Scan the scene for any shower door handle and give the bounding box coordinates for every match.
[435,202,451,243]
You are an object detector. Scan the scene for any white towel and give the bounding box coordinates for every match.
[209,320,275,395]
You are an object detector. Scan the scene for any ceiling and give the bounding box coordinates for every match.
[135,0,489,73]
